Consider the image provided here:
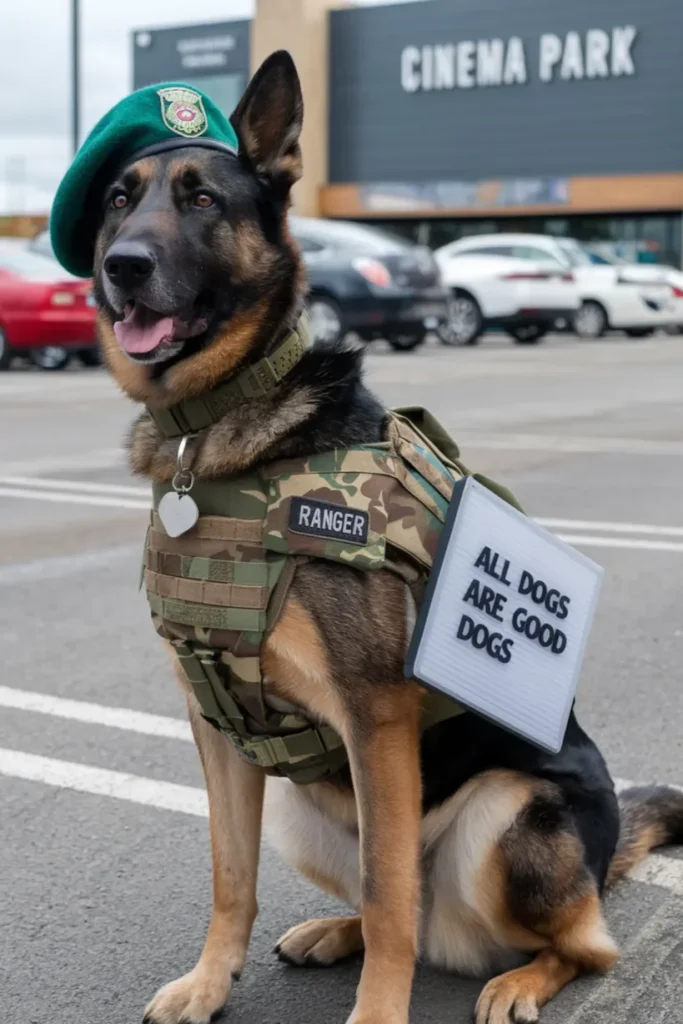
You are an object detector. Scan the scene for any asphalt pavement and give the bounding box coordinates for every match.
[1,332,683,1024]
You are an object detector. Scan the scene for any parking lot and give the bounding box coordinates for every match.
[1,332,683,1024]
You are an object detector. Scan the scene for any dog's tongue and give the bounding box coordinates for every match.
[113,303,174,354]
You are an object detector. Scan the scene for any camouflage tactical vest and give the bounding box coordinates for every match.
[143,405,522,785]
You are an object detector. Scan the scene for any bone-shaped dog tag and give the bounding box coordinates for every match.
[158,491,199,538]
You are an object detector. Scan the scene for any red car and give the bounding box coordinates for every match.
[0,240,98,370]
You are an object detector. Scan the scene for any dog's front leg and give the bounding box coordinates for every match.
[144,690,265,1024]
[344,685,422,1024]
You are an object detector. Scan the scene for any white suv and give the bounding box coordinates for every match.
[435,240,579,345]
[437,234,683,340]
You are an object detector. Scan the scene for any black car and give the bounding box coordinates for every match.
[289,216,450,351]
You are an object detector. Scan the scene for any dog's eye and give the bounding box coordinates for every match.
[111,191,128,210]
[193,193,214,209]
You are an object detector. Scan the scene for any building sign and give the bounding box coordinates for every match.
[406,478,603,753]
[133,20,250,94]
[174,33,237,72]
[401,26,638,92]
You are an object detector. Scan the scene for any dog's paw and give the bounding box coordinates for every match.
[275,916,364,966]
[475,971,541,1024]
[143,967,232,1024]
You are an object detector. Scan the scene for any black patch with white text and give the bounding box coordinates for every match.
[289,497,369,545]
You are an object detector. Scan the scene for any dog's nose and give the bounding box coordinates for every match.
[104,242,156,290]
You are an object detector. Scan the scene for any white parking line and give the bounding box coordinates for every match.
[0,486,148,510]
[629,854,683,897]
[539,517,683,538]
[0,686,192,741]
[0,449,124,476]
[456,433,683,456]
[0,686,658,799]
[0,687,681,894]
[0,747,207,817]
[0,744,679,895]
[0,475,149,497]
[2,475,683,554]
[556,534,683,554]
[4,480,682,538]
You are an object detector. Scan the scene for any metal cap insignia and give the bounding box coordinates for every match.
[157,87,208,138]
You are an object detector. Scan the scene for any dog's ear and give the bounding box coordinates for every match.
[231,50,303,197]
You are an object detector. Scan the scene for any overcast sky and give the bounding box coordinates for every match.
[0,0,421,212]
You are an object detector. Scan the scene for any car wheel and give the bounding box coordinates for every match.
[574,301,607,339]
[79,347,102,367]
[508,324,548,345]
[624,328,654,338]
[387,331,426,352]
[308,297,343,344]
[30,346,71,371]
[0,327,13,370]
[449,292,483,345]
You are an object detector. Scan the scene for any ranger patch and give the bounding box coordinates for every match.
[157,87,208,138]
[289,497,369,545]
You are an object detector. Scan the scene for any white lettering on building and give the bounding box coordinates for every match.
[434,44,455,89]
[539,34,562,82]
[611,25,638,76]
[401,45,421,92]
[457,41,476,88]
[476,39,504,86]
[402,27,638,92]
[503,37,527,85]
[176,34,237,72]
[585,29,610,78]
[560,32,584,80]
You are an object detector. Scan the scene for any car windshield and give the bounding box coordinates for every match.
[0,243,70,280]
[555,240,595,268]
[290,218,411,254]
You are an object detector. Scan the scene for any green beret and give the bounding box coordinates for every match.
[51,83,239,278]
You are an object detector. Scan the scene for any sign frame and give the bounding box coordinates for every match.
[405,477,604,753]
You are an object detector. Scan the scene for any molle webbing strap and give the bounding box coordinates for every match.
[145,548,275,587]
[144,569,268,610]
[147,591,266,632]
[150,511,262,543]
[147,323,309,439]
[171,640,347,782]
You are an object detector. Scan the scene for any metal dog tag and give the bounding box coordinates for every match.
[158,433,200,537]
[158,491,199,538]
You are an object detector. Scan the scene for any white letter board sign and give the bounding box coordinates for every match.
[405,477,604,753]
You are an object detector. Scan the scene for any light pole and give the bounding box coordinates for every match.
[71,0,80,154]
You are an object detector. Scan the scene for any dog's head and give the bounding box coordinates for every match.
[93,51,305,402]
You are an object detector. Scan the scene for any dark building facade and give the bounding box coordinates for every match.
[133,20,250,122]
[133,2,683,265]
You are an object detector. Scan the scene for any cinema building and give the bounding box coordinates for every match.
[134,0,683,266]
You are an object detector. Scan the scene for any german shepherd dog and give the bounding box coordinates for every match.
[93,52,683,1024]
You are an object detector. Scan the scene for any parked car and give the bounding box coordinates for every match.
[0,240,98,370]
[289,216,450,350]
[30,230,54,260]
[437,233,683,339]
[433,247,579,345]
[585,246,683,334]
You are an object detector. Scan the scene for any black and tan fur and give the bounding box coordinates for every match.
[90,51,683,1024]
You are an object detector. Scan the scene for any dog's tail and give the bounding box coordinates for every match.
[606,785,683,887]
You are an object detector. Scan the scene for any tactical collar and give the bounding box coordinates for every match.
[147,320,309,439]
